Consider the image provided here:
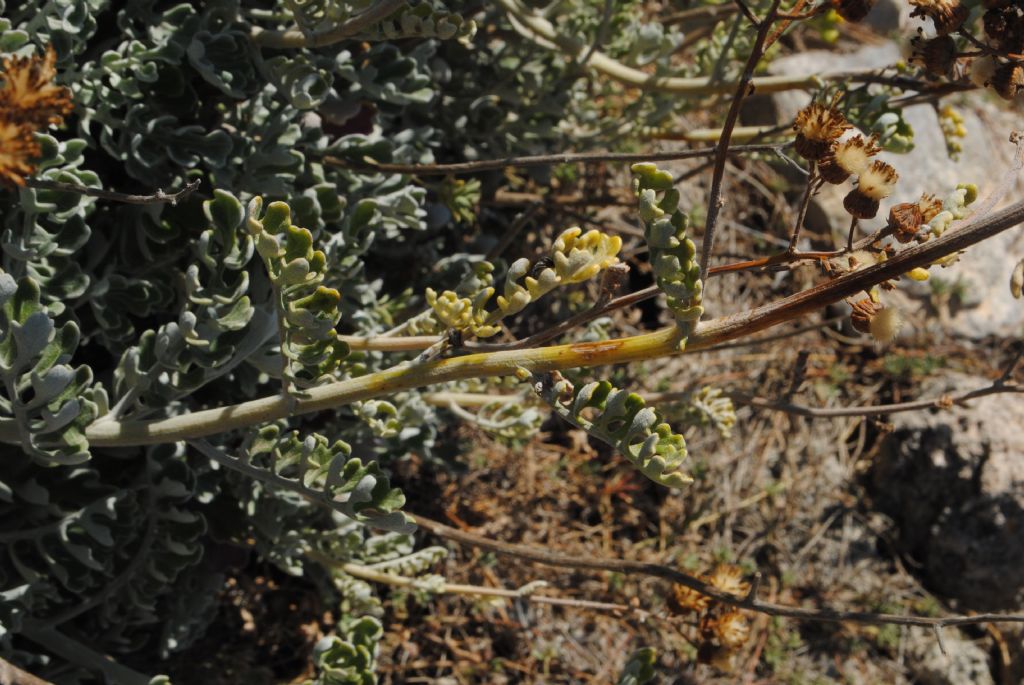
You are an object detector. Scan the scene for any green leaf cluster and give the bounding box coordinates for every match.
[632,162,703,332]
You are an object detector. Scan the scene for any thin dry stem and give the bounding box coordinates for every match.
[413,513,1024,629]
[23,178,201,205]
[699,0,783,284]
[324,143,786,176]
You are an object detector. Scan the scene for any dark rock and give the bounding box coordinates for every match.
[869,373,1024,610]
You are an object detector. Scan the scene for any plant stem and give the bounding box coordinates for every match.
[24,178,201,205]
[699,0,782,284]
[250,0,405,48]
[724,382,1024,418]
[788,164,819,251]
[333,559,645,616]
[0,198,1010,449]
[324,143,786,176]
[412,513,1024,629]
[20,629,152,685]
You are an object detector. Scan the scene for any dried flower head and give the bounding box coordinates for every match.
[991,62,1024,101]
[713,610,751,649]
[909,35,957,77]
[869,305,904,342]
[672,583,711,614]
[850,297,880,334]
[0,46,73,188]
[0,120,40,188]
[708,564,750,597]
[983,8,1024,54]
[984,8,1010,45]
[0,47,73,127]
[819,135,881,184]
[918,193,943,222]
[910,0,970,35]
[844,161,898,219]
[793,97,852,162]
[831,0,876,22]
[888,202,923,243]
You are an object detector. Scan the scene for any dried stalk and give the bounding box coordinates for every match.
[23,178,201,206]
[413,514,1024,630]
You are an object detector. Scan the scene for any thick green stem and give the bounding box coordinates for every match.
[0,200,1019,450]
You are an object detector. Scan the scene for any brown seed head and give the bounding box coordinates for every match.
[793,98,852,161]
[991,62,1024,100]
[983,8,1024,53]
[0,46,73,188]
[910,35,957,76]
[0,120,40,188]
[918,193,943,222]
[850,298,880,334]
[0,47,73,127]
[909,0,970,35]
[708,564,750,597]
[888,202,924,243]
[713,610,751,650]
[671,583,711,615]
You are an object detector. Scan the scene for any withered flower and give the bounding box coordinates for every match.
[909,35,957,77]
[991,62,1024,100]
[918,193,944,223]
[708,564,750,597]
[843,160,898,219]
[0,120,40,188]
[671,582,711,615]
[793,97,852,162]
[888,202,923,243]
[983,8,1024,54]
[851,299,903,341]
[850,298,880,334]
[819,135,881,184]
[0,47,73,127]
[713,610,751,649]
[0,46,73,188]
[909,0,970,35]
[831,0,876,22]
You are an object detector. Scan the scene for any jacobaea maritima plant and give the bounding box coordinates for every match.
[2,0,1024,683]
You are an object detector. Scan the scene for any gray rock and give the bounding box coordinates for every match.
[760,43,1024,338]
[905,627,994,685]
[869,372,1024,610]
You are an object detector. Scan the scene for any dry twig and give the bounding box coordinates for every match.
[23,178,201,206]
[699,0,783,283]
[413,514,1024,630]
[324,144,787,176]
